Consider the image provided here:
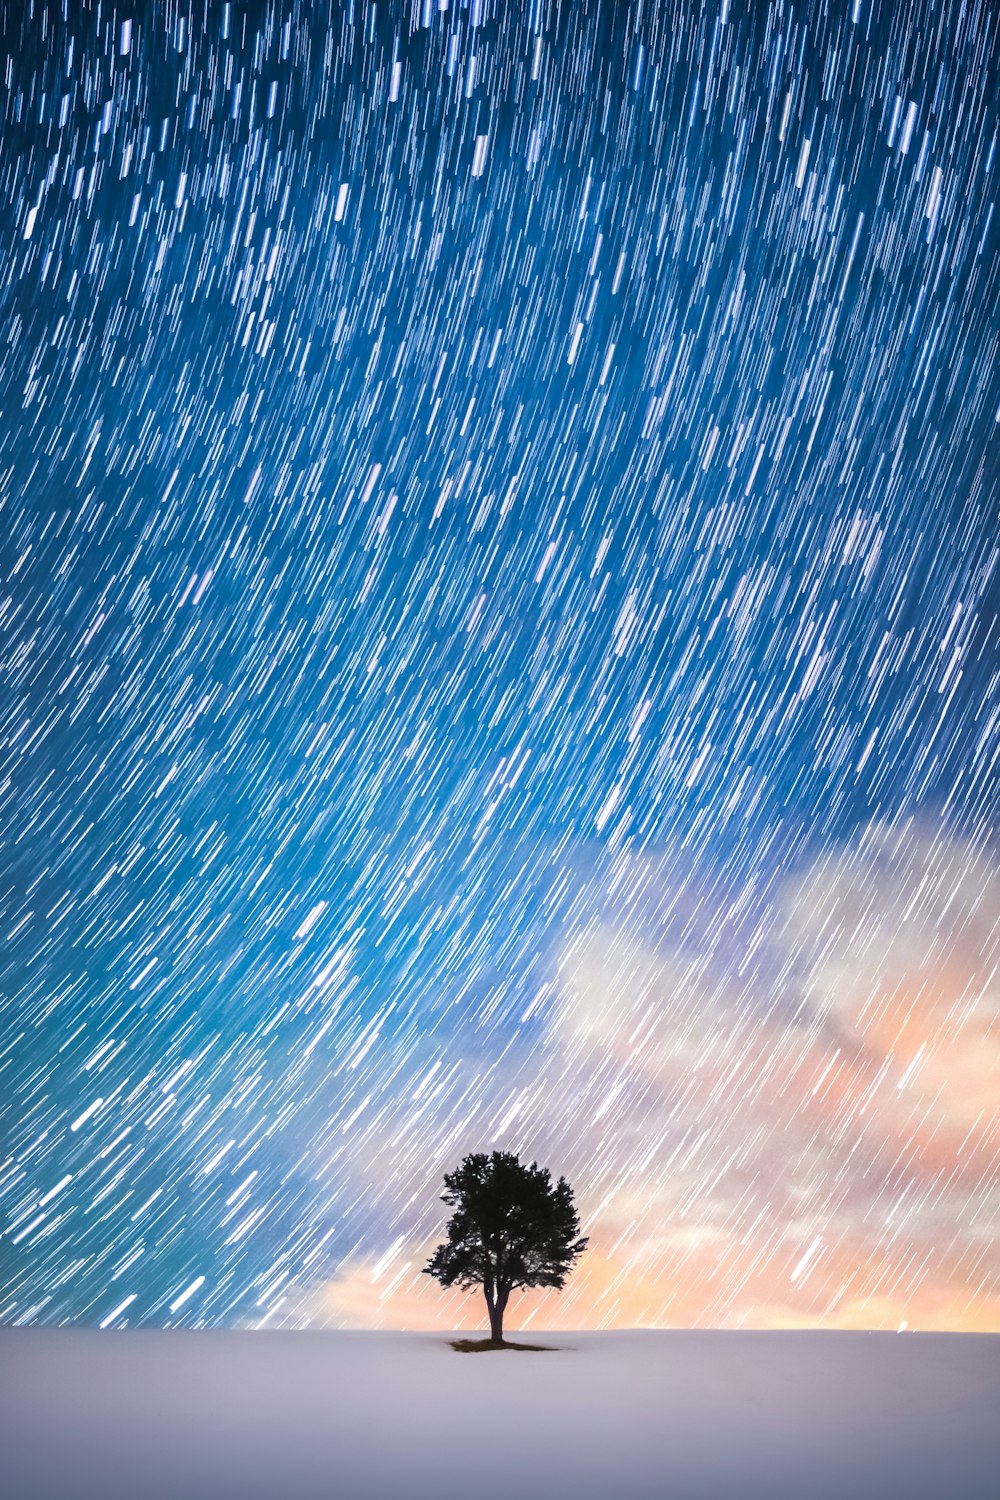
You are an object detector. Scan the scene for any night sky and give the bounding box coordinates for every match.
[1,0,997,1333]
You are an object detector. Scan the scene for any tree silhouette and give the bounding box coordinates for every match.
[423,1150,587,1343]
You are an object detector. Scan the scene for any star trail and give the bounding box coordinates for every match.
[1,0,997,1332]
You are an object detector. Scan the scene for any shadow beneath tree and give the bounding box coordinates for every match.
[448,1337,560,1353]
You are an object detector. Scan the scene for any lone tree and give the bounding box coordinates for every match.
[423,1150,587,1343]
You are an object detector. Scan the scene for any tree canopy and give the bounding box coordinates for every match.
[423,1150,587,1343]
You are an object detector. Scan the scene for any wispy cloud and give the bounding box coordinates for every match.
[308,820,1000,1332]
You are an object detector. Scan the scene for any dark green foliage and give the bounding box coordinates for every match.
[423,1150,587,1342]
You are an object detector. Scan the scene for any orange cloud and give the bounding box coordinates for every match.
[304,821,1000,1333]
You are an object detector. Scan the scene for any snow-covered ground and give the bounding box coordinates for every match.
[2,1329,997,1499]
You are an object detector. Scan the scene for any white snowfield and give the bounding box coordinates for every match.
[1,1329,997,1500]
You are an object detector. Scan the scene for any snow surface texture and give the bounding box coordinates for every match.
[2,1330,997,1500]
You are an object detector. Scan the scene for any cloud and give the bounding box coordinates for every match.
[780,820,1000,1134]
[307,820,1000,1332]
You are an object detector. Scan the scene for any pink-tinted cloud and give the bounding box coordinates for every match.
[308,820,1000,1332]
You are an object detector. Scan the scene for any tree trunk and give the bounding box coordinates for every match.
[488,1301,504,1342]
